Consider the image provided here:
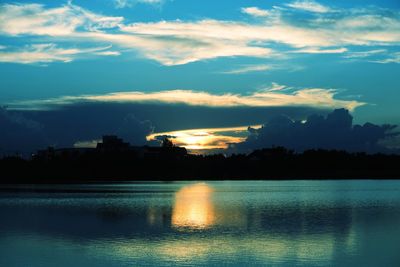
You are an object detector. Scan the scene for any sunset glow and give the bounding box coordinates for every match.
[147,125,261,151]
[1,0,400,266]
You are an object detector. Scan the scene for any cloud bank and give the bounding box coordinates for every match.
[2,105,397,155]
[9,85,365,111]
[233,109,398,153]
[117,114,154,145]
[0,107,47,155]
[0,102,328,154]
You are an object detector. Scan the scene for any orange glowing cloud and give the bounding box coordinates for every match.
[147,125,261,150]
[10,85,365,111]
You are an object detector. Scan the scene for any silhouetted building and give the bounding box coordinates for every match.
[34,135,188,161]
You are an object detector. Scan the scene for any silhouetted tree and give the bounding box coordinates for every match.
[162,138,174,148]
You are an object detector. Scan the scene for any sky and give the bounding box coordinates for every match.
[0,0,399,154]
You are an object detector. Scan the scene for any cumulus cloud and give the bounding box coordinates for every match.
[233,109,398,153]
[0,2,399,65]
[9,85,365,111]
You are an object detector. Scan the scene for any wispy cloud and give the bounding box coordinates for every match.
[342,49,400,64]
[222,64,274,74]
[0,3,122,36]
[371,52,400,64]
[343,49,387,59]
[0,2,399,65]
[293,47,348,54]
[0,44,118,64]
[114,0,165,9]
[116,21,275,65]
[106,8,400,63]
[286,0,332,13]
[260,82,288,92]
[94,50,121,56]
[9,85,365,111]
[241,7,270,17]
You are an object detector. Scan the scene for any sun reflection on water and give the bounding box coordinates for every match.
[171,183,215,229]
[2,181,395,266]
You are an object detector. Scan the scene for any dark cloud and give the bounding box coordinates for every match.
[20,104,158,149]
[0,107,47,155]
[232,109,399,154]
[22,101,325,131]
[116,114,154,145]
[6,102,326,152]
[5,102,395,155]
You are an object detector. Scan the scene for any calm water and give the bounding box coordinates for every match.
[1,181,400,266]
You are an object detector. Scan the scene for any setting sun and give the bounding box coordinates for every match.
[147,125,261,151]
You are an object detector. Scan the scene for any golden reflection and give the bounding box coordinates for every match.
[100,234,337,263]
[172,183,215,229]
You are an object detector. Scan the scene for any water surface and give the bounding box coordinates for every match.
[1,180,400,266]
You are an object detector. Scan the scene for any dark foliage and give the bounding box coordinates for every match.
[1,146,400,183]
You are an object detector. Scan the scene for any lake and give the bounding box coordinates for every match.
[1,180,400,266]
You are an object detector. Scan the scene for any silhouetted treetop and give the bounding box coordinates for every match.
[162,138,174,148]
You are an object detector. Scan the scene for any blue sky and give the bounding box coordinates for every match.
[0,0,399,152]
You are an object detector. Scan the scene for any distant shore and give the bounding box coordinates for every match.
[1,147,400,183]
